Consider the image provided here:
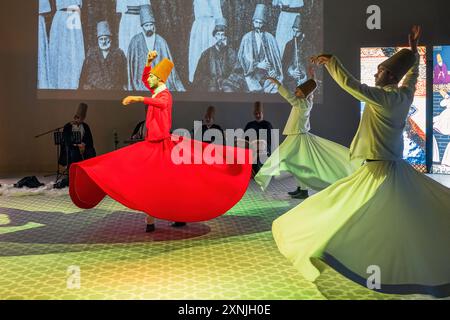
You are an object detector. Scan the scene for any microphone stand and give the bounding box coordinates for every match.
[35,126,65,179]
[35,126,65,139]
[114,130,119,150]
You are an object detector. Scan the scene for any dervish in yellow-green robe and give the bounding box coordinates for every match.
[255,84,356,191]
[273,54,450,298]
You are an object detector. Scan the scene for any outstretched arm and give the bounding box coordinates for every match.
[401,25,421,94]
[267,77,308,108]
[123,51,169,108]
[279,85,308,109]
[142,51,158,91]
[142,96,169,109]
[311,54,387,107]
[400,54,420,95]
[122,95,169,109]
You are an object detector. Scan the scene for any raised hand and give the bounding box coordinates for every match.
[310,54,333,66]
[409,25,422,53]
[146,51,158,66]
[267,77,281,86]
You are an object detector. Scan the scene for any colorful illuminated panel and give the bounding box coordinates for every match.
[361,47,427,172]
[432,46,450,174]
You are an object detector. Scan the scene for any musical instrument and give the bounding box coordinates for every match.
[259,32,275,77]
[253,31,276,86]
[294,36,307,86]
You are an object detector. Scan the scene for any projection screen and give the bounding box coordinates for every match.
[37,0,323,102]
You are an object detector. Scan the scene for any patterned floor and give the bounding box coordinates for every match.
[0,175,447,300]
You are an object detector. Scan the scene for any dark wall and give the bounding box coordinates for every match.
[1,0,449,174]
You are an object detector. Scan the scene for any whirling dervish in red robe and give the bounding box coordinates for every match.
[69,51,252,228]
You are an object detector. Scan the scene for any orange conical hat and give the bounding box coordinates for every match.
[151,58,174,83]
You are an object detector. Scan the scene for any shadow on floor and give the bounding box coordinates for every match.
[0,205,288,257]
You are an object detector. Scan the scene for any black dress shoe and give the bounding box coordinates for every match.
[288,187,301,196]
[171,222,187,228]
[146,224,155,233]
[292,190,309,200]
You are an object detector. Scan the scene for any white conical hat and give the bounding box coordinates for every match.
[253,4,267,23]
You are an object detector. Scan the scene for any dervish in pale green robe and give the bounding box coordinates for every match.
[255,84,356,191]
[273,54,450,298]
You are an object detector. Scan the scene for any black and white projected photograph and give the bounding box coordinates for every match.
[37,0,323,99]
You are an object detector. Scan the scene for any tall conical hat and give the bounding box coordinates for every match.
[296,79,317,97]
[75,103,88,120]
[140,4,155,26]
[253,4,267,23]
[151,58,174,83]
[97,21,111,38]
[292,15,301,29]
[254,101,263,112]
[379,49,417,81]
[213,17,228,35]
[206,106,216,115]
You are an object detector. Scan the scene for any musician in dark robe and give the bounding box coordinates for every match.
[59,103,96,168]
[80,21,127,90]
[282,15,308,92]
[244,102,273,174]
[193,18,245,92]
[194,106,224,144]
[127,5,185,92]
[237,4,283,93]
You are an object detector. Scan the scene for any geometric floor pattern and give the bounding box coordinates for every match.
[0,176,446,300]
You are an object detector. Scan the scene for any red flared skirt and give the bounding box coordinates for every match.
[69,136,252,222]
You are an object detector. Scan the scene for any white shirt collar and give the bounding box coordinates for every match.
[152,84,167,98]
